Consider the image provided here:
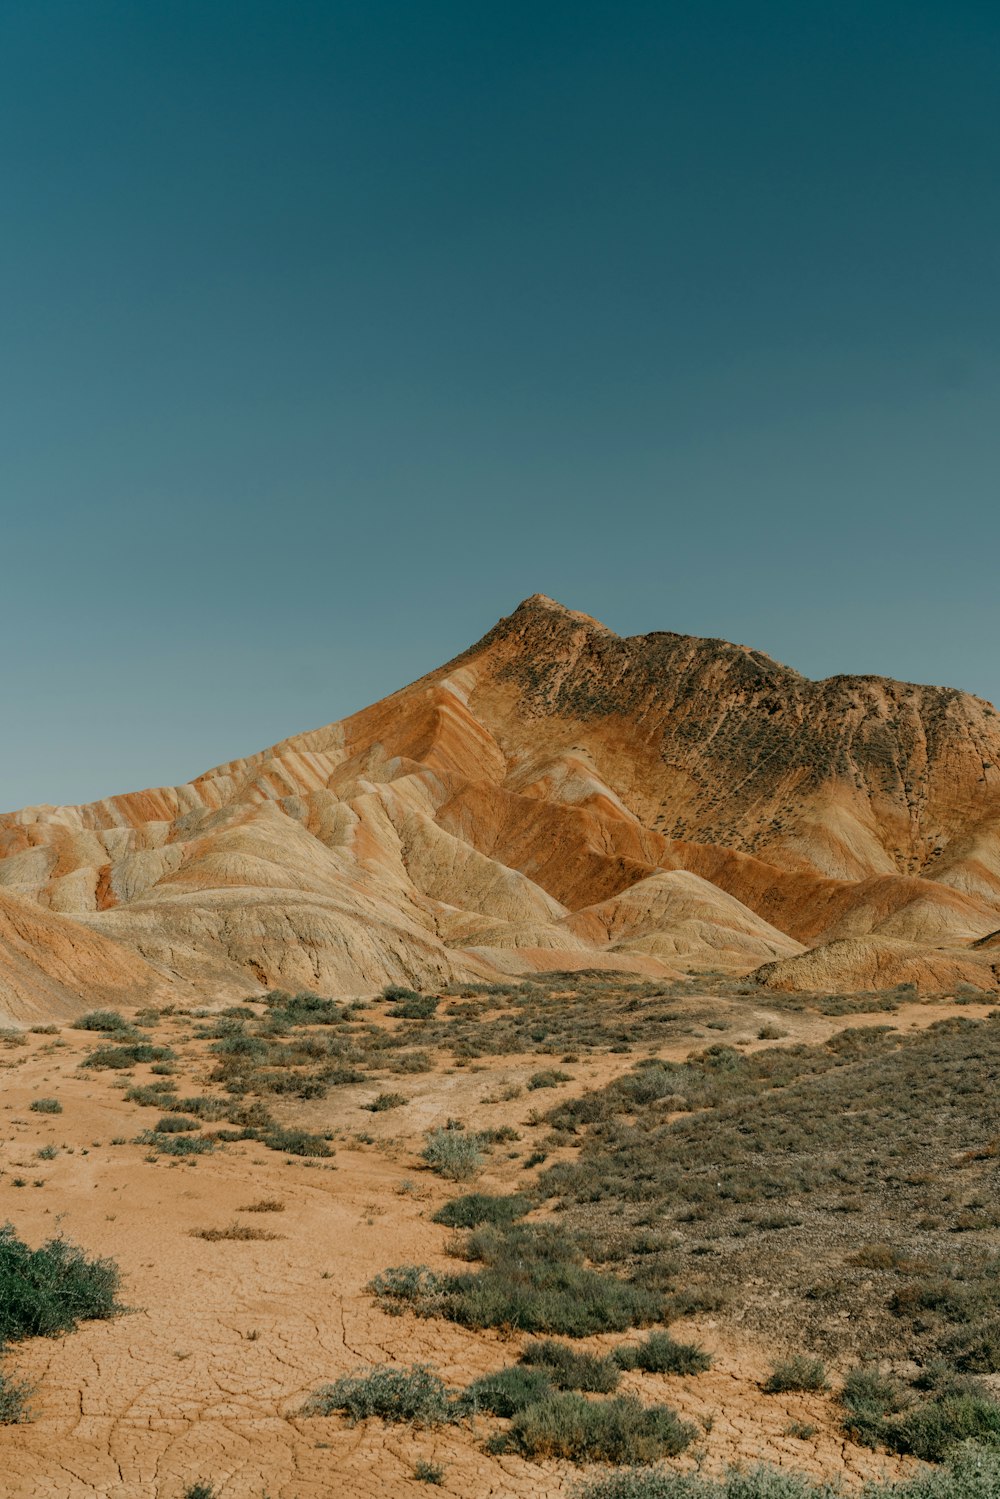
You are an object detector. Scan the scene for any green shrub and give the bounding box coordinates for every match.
[197,1016,247,1039]
[226,1101,274,1129]
[572,1467,842,1497]
[29,1098,62,1115]
[0,1224,122,1343]
[763,1356,828,1393]
[182,1485,218,1499]
[368,1264,443,1308]
[413,1460,445,1485]
[942,1319,1000,1373]
[303,1364,453,1425]
[163,1096,229,1122]
[459,1220,579,1265]
[572,1446,1000,1496]
[210,1033,268,1058]
[841,1365,906,1446]
[82,1044,175,1069]
[74,1010,131,1032]
[365,1092,408,1112]
[495,1391,695,1463]
[137,1131,214,1157]
[386,1049,433,1075]
[259,1126,333,1158]
[431,1193,530,1229]
[882,1391,1000,1462]
[383,985,423,1002]
[841,1364,1000,1461]
[124,1082,177,1105]
[395,997,439,1020]
[461,1364,553,1415]
[154,1115,200,1133]
[421,1128,484,1181]
[522,1338,620,1391]
[0,1370,32,1424]
[614,1331,711,1376]
[875,1443,1000,1496]
[266,992,343,1026]
[447,1244,664,1336]
[528,1069,573,1090]
[371,1226,666,1336]
[478,1125,521,1144]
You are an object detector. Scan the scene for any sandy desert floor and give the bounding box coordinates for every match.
[1,988,993,1499]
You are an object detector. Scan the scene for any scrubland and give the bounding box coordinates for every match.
[0,971,998,1497]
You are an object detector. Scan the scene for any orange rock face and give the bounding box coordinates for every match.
[3,594,1000,1017]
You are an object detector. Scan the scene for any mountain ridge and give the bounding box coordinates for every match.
[1,594,998,1020]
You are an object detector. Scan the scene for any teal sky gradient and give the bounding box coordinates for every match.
[2,1,999,809]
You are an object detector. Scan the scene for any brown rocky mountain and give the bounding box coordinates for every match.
[3,593,1000,1021]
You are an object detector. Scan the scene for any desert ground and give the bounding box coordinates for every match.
[2,972,998,1498]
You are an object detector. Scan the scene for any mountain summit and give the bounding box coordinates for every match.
[2,596,999,1019]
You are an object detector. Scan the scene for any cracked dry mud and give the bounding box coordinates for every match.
[3,996,983,1499]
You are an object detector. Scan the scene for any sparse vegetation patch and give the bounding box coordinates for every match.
[492,1391,695,1463]
[303,1364,454,1425]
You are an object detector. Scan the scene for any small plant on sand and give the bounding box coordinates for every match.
[372,1222,666,1336]
[239,1198,285,1213]
[83,1043,175,1069]
[840,1362,1000,1461]
[614,1331,711,1376]
[492,1391,695,1463]
[413,1460,445,1485]
[192,1223,282,1242]
[571,1443,1000,1496]
[74,1010,133,1033]
[522,1338,621,1391]
[573,1468,838,1497]
[0,1369,33,1424]
[365,1092,408,1112]
[460,1365,553,1416]
[431,1192,530,1229]
[258,1125,333,1158]
[0,1224,122,1342]
[303,1364,454,1425]
[29,1098,62,1114]
[421,1127,484,1181]
[763,1356,828,1393]
[154,1115,200,1133]
[136,1131,214,1157]
[393,995,438,1019]
[527,1068,573,1090]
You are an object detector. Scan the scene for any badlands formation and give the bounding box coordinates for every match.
[2,593,1000,1022]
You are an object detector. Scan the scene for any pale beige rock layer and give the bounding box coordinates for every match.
[3,594,1000,1018]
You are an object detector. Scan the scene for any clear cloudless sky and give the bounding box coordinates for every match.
[1,0,998,810]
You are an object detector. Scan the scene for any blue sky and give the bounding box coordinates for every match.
[2,1,998,809]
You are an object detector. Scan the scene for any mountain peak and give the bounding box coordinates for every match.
[2,598,1000,1019]
[509,593,615,632]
